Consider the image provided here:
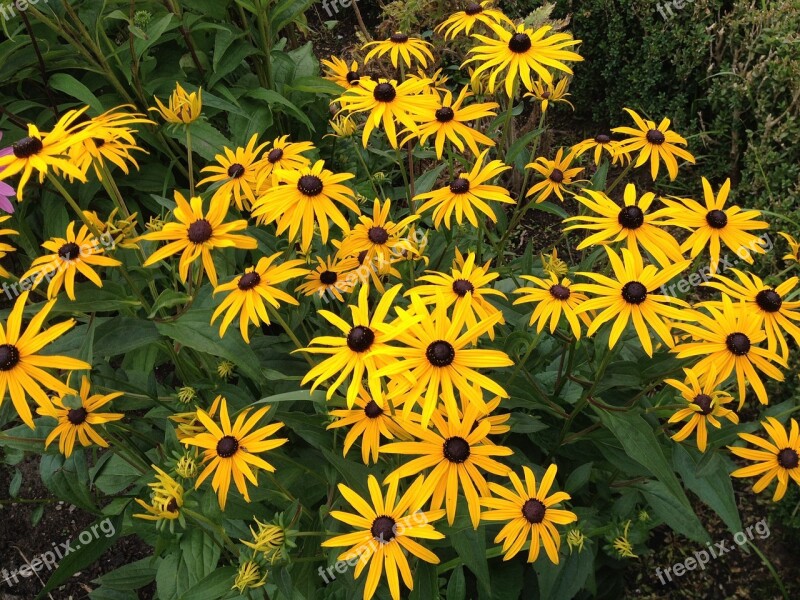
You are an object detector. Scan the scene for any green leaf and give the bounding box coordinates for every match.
[179,566,237,600]
[446,566,465,600]
[180,121,232,162]
[40,452,98,512]
[91,452,143,495]
[93,557,157,590]
[535,545,594,600]
[287,76,345,96]
[49,73,104,113]
[134,13,176,59]
[409,561,439,600]
[636,480,710,543]
[248,88,314,132]
[450,525,490,595]
[253,389,326,404]
[414,163,446,195]
[94,317,162,357]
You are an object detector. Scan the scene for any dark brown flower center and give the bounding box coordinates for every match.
[522,498,546,524]
[187,219,213,243]
[618,205,645,229]
[645,129,665,145]
[346,71,360,84]
[452,279,474,296]
[347,325,375,352]
[541,91,551,99]
[357,250,368,265]
[364,400,383,419]
[216,435,239,458]
[320,270,338,285]
[549,168,564,183]
[621,281,647,304]
[777,448,799,469]
[508,32,532,53]
[706,209,728,229]
[435,107,455,123]
[465,2,483,15]
[92,137,106,149]
[371,515,396,543]
[0,344,20,371]
[549,284,571,300]
[755,289,782,313]
[693,393,713,415]
[267,148,284,163]
[443,436,470,463]
[67,407,88,425]
[450,177,470,194]
[227,163,246,178]
[238,271,261,290]
[298,175,324,196]
[726,332,750,355]
[12,136,43,158]
[373,83,397,103]
[367,226,390,245]
[58,242,81,261]
[426,340,455,367]
[390,32,409,43]
[166,498,179,512]
[595,133,611,144]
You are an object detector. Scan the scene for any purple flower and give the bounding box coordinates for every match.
[0,131,15,213]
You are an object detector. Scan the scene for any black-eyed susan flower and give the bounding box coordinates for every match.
[327,386,407,465]
[139,190,257,287]
[321,56,365,88]
[612,107,694,180]
[251,159,359,252]
[327,115,358,139]
[525,147,583,203]
[657,177,769,274]
[407,249,506,339]
[572,247,692,356]
[372,294,513,424]
[171,395,222,442]
[673,295,786,407]
[481,464,577,563]
[464,23,583,98]
[664,366,739,452]
[729,417,800,501]
[337,198,419,270]
[524,78,574,113]
[242,518,286,560]
[233,560,268,594]
[133,465,184,524]
[0,108,92,199]
[0,292,90,428]
[402,87,498,159]
[37,376,123,457]
[382,402,513,528]
[333,239,403,294]
[406,67,450,95]
[414,149,513,229]
[198,133,270,211]
[704,269,800,361]
[564,183,684,268]
[0,215,17,278]
[363,32,435,69]
[299,284,411,407]
[211,253,309,343]
[436,2,512,39]
[612,520,638,559]
[22,222,122,300]
[296,255,359,302]
[182,396,288,510]
[83,207,139,250]
[571,132,629,166]
[175,452,198,479]
[513,272,591,339]
[151,83,202,124]
[321,474,445,600]
[779,232,800,263]
[337,78,440,149]
[254,135,314,190]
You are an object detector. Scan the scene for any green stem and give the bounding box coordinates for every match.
[606,162,633,195]
[352,139,379,198]
[268,306,315,367]
[746,540,789,600]
[46,173,104,239]
[186,126,195,196]
[517,110,547,200]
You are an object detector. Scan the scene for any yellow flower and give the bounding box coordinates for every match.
[321,56,365,88]
[571,132,630,166]
[612,107,694,180]
[151,83,202,124]
[779,232,800,263]
[138,190,257,287]
[514,272,591,339]
[296,255,359,302]
[217,360,235,379]
[435,2,512,38]
[37,376,124,457]
[566,528,586,553]
[170,395,222,441]
[233,560,268,593]
[0,215,18,278]
[524,78,574,112]
[612,520,638,558]
[175,453,198,479]
[242,518,285,560]
[363,33,435,69]
[326,115,358,139]
[481,464,577,563]
[134,465,184,523]
[541,248,568,277]
[198,133,270,211]
[525,147,583,203]
[254,135,315,191]
[0,292,90,428]
[177,386,197,404]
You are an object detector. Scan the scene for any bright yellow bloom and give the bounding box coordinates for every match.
[321,475,446,600]
[211,254,309,342]
[436,2,512,38]
[151,83,202,124]
[139,190,257,287]
[182,396,288,510]
[481,464,577,563]
[612,520,638,559]
[612,107,694,180]
[0,215,18,279]
[321,56,366,88]
[779,232,800,263]
[198,133,270,211]
[254,135,315,191]
[296,254,359,302]
[665,366,739,452]
[133,465,184,523]
[524,78,574,112]
[241,518,285,559]
[326,115,358,139]
[171,395,222,441]
[571,132,630,166]
[464,22,583,98]
[414,149,513,229]
[514,272,591,339]
[37,376,123,457]
[729,417,800,501]
[525,147,583,203]
[233,560,268,593]
[363,33,435,69]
